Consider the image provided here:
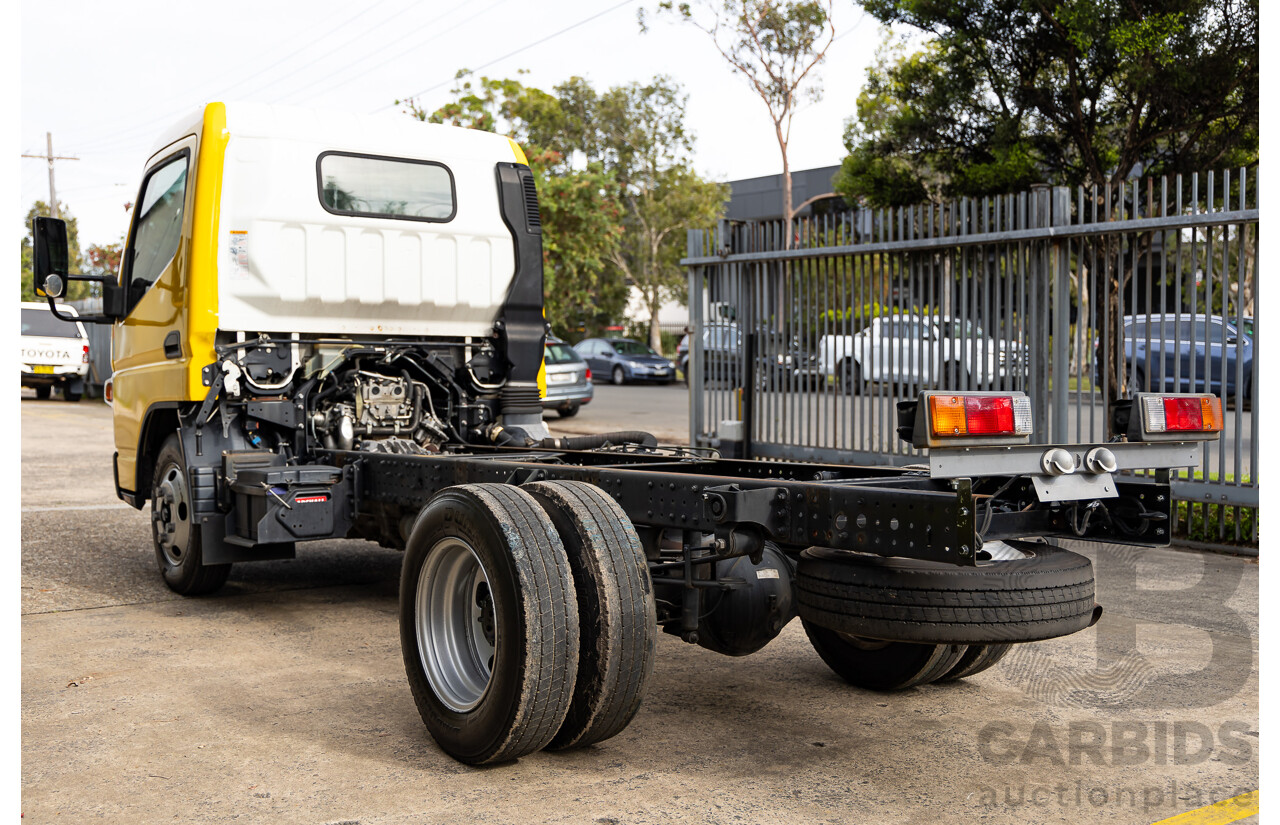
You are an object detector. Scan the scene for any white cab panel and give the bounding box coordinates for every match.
[214,102,518,337]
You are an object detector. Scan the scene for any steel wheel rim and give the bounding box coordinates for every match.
[416,537,497,712]
[153,462,191,566]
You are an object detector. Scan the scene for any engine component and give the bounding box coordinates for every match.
[353,372,415,430]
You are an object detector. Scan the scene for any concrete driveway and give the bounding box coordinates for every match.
[20,395,1257,824]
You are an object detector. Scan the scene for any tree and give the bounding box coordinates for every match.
[650,0,836,247]
[20,201,85,301]
[590,78,728,353]
[836,1,1259,206]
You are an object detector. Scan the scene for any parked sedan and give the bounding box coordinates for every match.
[1117,314,1253,401]
[574,337,676,385]
[542,339,593,418]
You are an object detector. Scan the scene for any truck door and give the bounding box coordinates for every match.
[111,141,195,490]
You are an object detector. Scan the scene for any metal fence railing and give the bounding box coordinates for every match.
[684,169,1258,546]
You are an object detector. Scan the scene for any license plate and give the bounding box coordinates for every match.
[33,365,54,374]
[548,373,573,384]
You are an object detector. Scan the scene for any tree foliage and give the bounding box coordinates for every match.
[837,0,1259,207]
[651,1,835,245]
[402,73,725,350]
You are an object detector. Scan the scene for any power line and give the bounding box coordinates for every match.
[377,0,637,112]
[283,0,509,106]
[74,0,407,152]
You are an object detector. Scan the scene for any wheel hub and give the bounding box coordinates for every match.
[417,538,496,712]
[152,463,191,565]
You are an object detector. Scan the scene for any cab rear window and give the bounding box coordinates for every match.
[317,152,455,222]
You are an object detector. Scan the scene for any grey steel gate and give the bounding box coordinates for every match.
[685,169,1258,545]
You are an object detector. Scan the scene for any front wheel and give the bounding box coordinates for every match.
[400,484,580,765]
[152,435,231,595]
[611,366,626,386]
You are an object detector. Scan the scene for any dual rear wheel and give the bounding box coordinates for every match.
[400,481,655,765]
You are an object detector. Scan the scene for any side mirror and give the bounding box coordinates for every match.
[32,217,70,298]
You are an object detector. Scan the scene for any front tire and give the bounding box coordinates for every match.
[611,366,626,386]
[151,435,231,595]
[400,484,580,765]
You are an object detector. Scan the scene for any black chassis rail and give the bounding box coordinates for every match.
[320,446,1173,566]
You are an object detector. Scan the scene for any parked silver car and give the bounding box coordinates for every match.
[543,338,593,418]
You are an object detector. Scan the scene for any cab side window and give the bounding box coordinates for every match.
[126,153,189,313]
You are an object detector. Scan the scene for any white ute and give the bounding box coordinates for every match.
[21,301,90,401]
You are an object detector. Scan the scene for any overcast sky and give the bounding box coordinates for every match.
[19,0,886,249]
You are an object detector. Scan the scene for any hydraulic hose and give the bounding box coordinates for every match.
[540,431,658,450]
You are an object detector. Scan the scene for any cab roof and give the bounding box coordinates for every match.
[146,101,524,167]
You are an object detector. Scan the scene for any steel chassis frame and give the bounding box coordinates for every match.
[322,446,1173,567]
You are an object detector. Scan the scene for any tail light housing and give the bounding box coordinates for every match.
[82,344,90,364]
[585,368,592,382]
[900,391,1033,448]
[1121,393,1222,441]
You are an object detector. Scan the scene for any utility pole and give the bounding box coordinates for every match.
[22,132,79,218]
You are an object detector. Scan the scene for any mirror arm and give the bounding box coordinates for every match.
[45,273,123,324]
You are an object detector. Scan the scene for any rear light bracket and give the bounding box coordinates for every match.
[929,440,1198,479]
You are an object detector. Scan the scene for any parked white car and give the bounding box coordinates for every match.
[21,301,90,401]
[816,314,1025,393]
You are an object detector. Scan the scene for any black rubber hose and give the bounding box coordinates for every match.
[540,431,658,450]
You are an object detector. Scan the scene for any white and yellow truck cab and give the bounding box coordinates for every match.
[32,101,1224,766]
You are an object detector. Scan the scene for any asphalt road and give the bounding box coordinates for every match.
[21,394,1258,824]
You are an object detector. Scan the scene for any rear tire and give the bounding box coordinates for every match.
[935,643,1012,682]
[611,366,626,386]
[63,386,82,402]
[557,404,580,418]
[839,360,863,395]
[400,484,579,765]
[803,621,966,691]
[524,481,656,750]
[34,386,50,400]
[152,435,231,595]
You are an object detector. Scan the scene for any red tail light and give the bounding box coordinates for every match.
[928,394,1032,438]
[1143,395,1222,434]
[585,368,592,381]
[82,344,90,364]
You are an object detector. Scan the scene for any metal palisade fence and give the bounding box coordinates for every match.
[684,169,1257,547]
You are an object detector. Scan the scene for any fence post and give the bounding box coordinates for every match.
[687,227,706,447]
[1051,186,1072,442]
[1028,184,1052,442]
